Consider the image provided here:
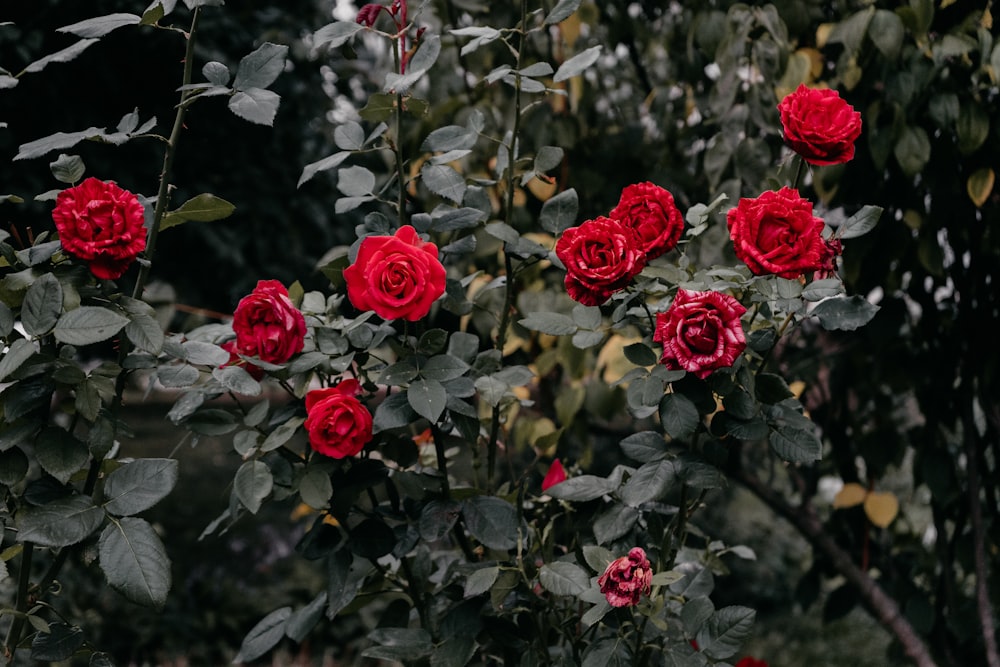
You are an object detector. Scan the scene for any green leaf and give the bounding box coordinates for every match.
[421,354,469,382]
[624,342,658,367]
[619,459,676,506]
[364,628,434,661]
[56,13,141,38]
[519,311,576,336]
[54,306,129,346]
[681,596,715,635]
[545,0,582,24]
[582,545,614,572]
[34,428,89,484]
[103,458,179,516]
[755,373,794,404]
[234,607,291,662]
[659,392,700,440]
[545,475,616,501]
[554,46,602,82]
[539,562,590,596]
[801,278,845,302]
[181,340,230,365]
[98,518,171,607]
[156,364,199,388]
[30,623,85,662]
[582,638,632,667]
[534,145,563,172]
[327,549,368,619]
[462,496,518,550]
[0,301,14,337]
[694,606,756,660]
[285,591,327,643]
[212,365,262,396]
[124,311,164,354]
[422,124,478,152]
[956,102,990,155]
[161,193,236,230]
[298,151,350,188]
[811,295,879,331]
[893,125,931,177]
[407,378,447,423]
[334,121,365,150]
[619,430,666,462]
[337,165,375,197]
[15,127,104,161]
[539,188,580,235]
[234,460,273,514]
[17,495,105,547]
[228,87,281,126]
[23,39,99,75]
[464,565,499,597]
[233,42,288,91]
[260,416,302,451]
[593,503,639,544]
[21,273,62,337]
[313,21,364,49]
[769,424,822,462]
[421,163,466,203]
[299,468,333,509]
[868,10,904,59]
[373,391,415,432]
[827,6,874,53]
[49,153,85,184]
[0,338,35,382]
[838,205,883,240]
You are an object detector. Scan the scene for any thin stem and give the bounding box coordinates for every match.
[487,0,527,493]
[755,310,795,376]
[4,543,33,661]
[791,154,806,192]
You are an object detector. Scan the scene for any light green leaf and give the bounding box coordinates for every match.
[233,42,288,91]
[838,205,883,240]
[228,87,281,126]
[421,163,466,203]
[56,13,141,38]
[811,295,879,331]
[545,475,617,502]
[539,562,590,596]
[54,306,129,346]
[334,121,365,151]
[161,193,236,230]
[519,311,576,336]
[539,188,578,234]
[261,416,304,452]
[49,153,85,184]
[234,607,291,662]
[545,0,581,24]
[102,458,179,516]
[285,592,327,643]
[464,565,499,597]
[15,127,106,161]
[23,39,99,74]
[124,311,164,354]
[98,517,171,607]
[21,273,62,337]
[408,378,447,423]
[212,365,262,396]
[337,165,375,197]
[202,61,230,85]
[234,460,273,514]
[553,46,602,82]
[17,495,105,547]
[312,21,364,49]
[0,339,35,382]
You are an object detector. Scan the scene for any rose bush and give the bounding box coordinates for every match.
[777,84,863,166]
[51,176,146,279]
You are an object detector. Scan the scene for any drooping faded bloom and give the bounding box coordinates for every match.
[597,547,653,607]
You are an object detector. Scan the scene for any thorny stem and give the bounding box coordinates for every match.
[391,37,407,229]
[791,154,807,192]
[3,543,33,662]
[487,0,527,493]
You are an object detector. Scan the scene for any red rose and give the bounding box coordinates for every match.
[735,657,768,667]
[51,177,146,280]
[541,458,566,491]
[777,84,862,166]
[597,547,653,607]
[654,289,747,379]
[304,379,373,459]
[343,225,446,322]
[608,182,684,260]
[726,187,827,279]
[231,280,306,365]
[555,216,645,307]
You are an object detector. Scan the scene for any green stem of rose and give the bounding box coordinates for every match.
[391,36,407,229]
[792,154,807,193]
[487,0,526,494]
[755,310,795,377]
[3,543,33,662]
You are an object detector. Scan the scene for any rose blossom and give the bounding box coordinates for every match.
[555,216,645,307]
[232,280,307,365]
[304,379,373,459]
[51,177,147,280]
[726,187,827,279]
[597,547,653,607]
[735,658,768,667]
[608,182,684,260]
[343,225,446,322]
[541,458,566,491]
[777,84,862,166]
[654,289,747,379]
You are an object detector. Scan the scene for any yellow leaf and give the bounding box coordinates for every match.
[526,175,558,202]
[833,482,867,509]
[967,168,995,208]
[864,491,899,528]
[816,23,834,49]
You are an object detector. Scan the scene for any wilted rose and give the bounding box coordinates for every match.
[555,216,645,307]
[231,280,307,365]
[51,177,147,280]
[777,84,862,166]
[608,182,684,260]
[598,547,653,607]
[304,379,373,459]
[726,187,827,279]
[343,225,446,322]
[654,289,747,379]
